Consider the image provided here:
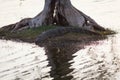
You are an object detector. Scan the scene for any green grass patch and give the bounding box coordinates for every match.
[96,28,116,35]
[0,26,56,42]
[0,25,116,43]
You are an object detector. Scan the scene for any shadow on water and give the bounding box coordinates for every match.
[42,35,106,80]
[45,43,82,80]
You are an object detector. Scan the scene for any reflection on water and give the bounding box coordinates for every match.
[44,37,103,80]
[71,37,120,80]
[0,0,120,80]
[45,46,75,80]
[44,34,120,80]
[0,35,120,80]
[0,40,52,80]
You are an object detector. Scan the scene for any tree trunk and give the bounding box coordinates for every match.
[29,0,56,28]
[12,0,56,31]
[55,0,105,31]
[3,0,106,31]
[55,0,85,27]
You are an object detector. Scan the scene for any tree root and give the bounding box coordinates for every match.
[35,27,105,47]
[1,0,107,32]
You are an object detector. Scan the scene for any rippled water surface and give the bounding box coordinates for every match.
[0,0,120,80]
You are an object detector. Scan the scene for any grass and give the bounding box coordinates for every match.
[0,26,56,42]
[97,28,116,35]
[0,25,116,43]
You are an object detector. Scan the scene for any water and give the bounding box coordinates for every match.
[0,0,120,80]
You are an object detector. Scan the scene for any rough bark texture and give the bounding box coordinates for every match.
[29,0,56,28]
[55,0,105,31]
[8,0,56,31]
[2,0,106,31]
[55,0,85,27]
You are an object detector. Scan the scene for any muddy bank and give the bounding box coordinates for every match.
[0,25,114,46]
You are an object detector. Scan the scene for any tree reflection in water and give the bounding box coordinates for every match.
[43,35,106,80]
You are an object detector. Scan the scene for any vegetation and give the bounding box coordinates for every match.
[0,26,56,42]
[0,0,116,44]
[97,28,116,35]
[0,25,115,43]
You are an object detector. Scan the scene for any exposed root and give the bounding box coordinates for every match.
[12,18,31,31]
[55,0,106,31]
[1,0,107,32]
[75,8,106,31]
[35,27,105,47]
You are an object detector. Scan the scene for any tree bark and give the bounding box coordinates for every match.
[55,0,85,27]
[29,0,56,28]
[3,0,106,31]
[55,0,105,31]
[12,0,56,31]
